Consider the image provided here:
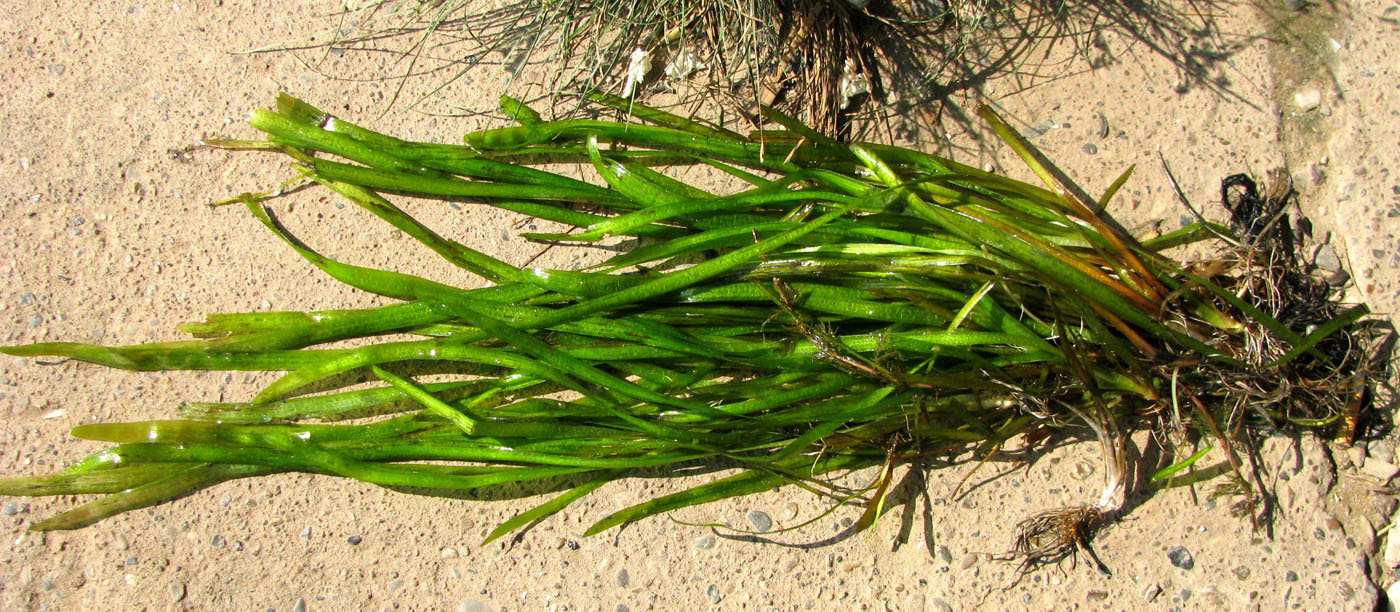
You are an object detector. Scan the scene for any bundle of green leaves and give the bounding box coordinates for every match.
[0,93,1373,562]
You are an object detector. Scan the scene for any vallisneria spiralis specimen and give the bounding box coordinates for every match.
[1,92,1385,572]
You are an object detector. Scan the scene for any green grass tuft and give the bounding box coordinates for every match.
[0,93,1379,566]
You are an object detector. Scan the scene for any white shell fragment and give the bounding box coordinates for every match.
[839,58,870,110]
[664,48,707,80]
[622,47,651,98]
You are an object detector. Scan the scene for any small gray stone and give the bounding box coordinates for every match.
[1144,584,1162,602]
[615,568,630,588]
[293,598,307,612]
[169,583,186,603]
[459,600,491,612]
[2,502,19,515]
[928,597,953,612]
[347,535,363,546]
[1285,570,1300,582]
[694,534,716,550]
[1082,143,1098,155]
[300,526,312,539]
[1167,546,1193,570]
[1086,589,1108,601]
[1315,244,1342,272]
[1027,121,1055,138]
[936,545,952,565]
[747,510,773,532]
[45,63,65,75]
[1309,164,1326,186]
[706,584,722,604]
[1233,566,1251,580]
[210,535,226,549]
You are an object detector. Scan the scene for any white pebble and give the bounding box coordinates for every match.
[1294,88,1322,111]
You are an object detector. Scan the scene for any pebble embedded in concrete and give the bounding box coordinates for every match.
[706,583,722,604]
[1295,88,1322,111]
[1144,584,1162,602]
[747,510,773,532]
[1167,546,1194,570]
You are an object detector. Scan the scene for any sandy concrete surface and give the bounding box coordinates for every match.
[1,1,1398,610]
